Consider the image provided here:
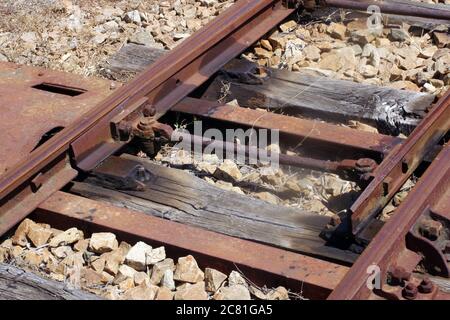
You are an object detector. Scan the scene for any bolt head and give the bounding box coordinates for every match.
[137,118,156,133]
[355,158,377,173]
[143,104,156,117]
[356,158,374,167]
[418,278,434,294]
[402,283,418,300]
[134,166,151,182]
[117,121,132,140]
[389,266,411,284]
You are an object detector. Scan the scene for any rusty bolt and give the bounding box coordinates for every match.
[137,118,156,132]
[143,104,156,117]
[418,278,434,294]
[402,283,418,300]
[356,158,375,167]
[115,121,133,141]
[135,118,156,141]
[135,166,151,183]
[355,158,378,173]
[419,219,443,241]
[389,266,411,285]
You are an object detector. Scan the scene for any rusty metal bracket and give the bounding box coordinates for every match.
[0,1,296,222]
[110,97,150,142]
[108,94,175,157]
[328,142,450,300]
[407,207,450,277]
[0,155,77,236]
[36,190,349,299]
[351,91,450,241]
[92,157,154,191]
[131,118,174,157]
[68,0,296,173]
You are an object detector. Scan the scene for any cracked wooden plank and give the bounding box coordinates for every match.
[70,155,358,264]
[202,59,435,136]
[0,264,101,300]
[104,44,435,135]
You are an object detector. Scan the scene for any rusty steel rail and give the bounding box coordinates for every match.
[0,0,449,301]
[315,0,450,20]
[351,90,450,241]
[0,0,295,235]
[36,191,349,299]
[173,97,400,157]
[329,143,450,300]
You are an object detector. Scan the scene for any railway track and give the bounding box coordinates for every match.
[0,0,449,300]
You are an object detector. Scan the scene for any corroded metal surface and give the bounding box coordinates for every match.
[351,90,450,239]
[0,0,448,301]
[0,155,76,236]
[70,0,296,169]
[329,143,450,300]
[0,0,295,238]
[174,97,401,156]
[36,191,349,299]
[0,62,114,176]
[0,0,295,222]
